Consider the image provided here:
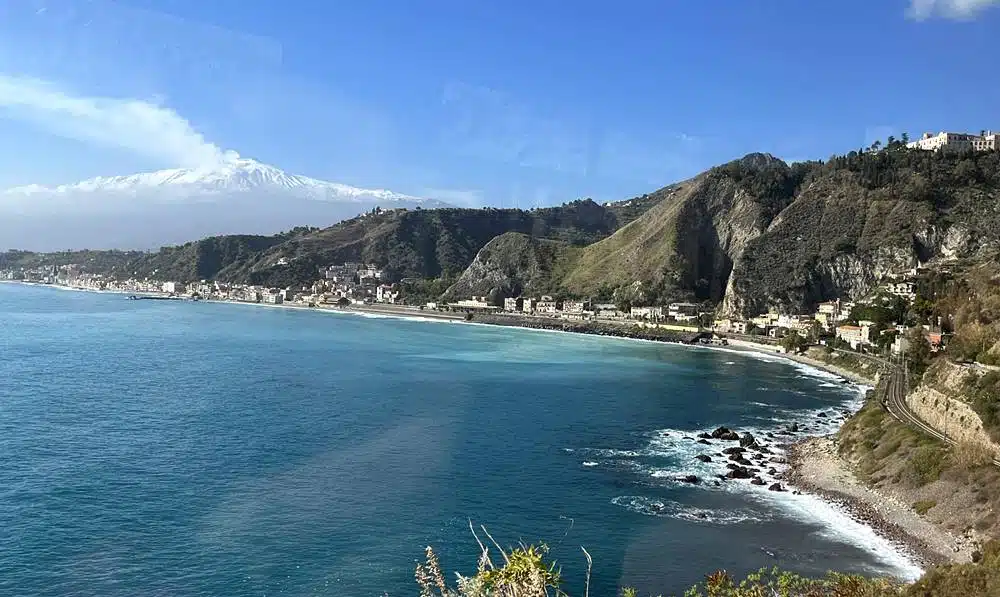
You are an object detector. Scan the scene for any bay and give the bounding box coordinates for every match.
[0,283,919,596]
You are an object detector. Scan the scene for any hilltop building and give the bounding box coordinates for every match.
[907,130,998,152]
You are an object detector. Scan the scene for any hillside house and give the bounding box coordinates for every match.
[884,280,916,301]
[521,298,538,313]
[504,297,523,312]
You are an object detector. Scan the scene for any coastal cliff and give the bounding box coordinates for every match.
[448,148,1000,313]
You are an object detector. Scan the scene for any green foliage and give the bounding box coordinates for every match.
[0,249,143,275]
[905,539,1000,597]
[400,277,456,305]
[912,500,937,515]
[849,297,907,328]
[781,332,808,354]
[682,566,901,596]
[904,444,946,486]
[905,327,932,383]
[415,529,1000,597]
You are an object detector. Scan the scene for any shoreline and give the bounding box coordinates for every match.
[784,437,976,567]
[5,281,942,576]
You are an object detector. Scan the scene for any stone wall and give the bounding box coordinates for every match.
[906,386,1000,458]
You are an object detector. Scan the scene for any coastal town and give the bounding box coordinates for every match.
[1,259,943,358]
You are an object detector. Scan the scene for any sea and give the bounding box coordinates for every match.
[0,282,922,597]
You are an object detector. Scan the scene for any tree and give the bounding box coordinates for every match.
[906,326,932,379]
[901,132,910,144]
[336,296,350,307]
[782,332,807,354]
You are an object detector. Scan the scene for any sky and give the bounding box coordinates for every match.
[0,0,999,208]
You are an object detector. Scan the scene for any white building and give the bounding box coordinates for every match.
[561,300,589,314]
[536,299,560,315]
[454,296,490,309]
[907,130,997,152]
[376,284,398,304]
[161,281,185,294]
[884,280,916,301]
[836,324,872,350]
[668,302,699,321]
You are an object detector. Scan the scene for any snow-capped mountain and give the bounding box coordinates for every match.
[4,156,435,204]
[0,157,451,251]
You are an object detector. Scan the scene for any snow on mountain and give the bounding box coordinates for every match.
[3,156,435,204]
[0,156,451,251]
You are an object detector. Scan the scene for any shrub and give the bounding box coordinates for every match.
[912,500,937,515]
[904,445,946,486]
[950,441,995,471]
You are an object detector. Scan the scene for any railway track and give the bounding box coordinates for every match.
[878,354,1000,468]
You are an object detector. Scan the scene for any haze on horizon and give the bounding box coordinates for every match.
[0,0,999,251]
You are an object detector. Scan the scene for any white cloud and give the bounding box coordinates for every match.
[907,0,1000,20]
[0,75,228,168]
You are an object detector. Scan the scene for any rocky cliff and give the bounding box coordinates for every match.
[441,232,574,301]
[451,148,1000,315]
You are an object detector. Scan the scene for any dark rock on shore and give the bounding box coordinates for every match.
[697,439,712,445]
[695,454,712,463]
[679,475,700,484]
[790,422,799,433]
[740,432,758,448]
[731,455,754,466]
[726,466,752,479]
[768,483,785,492]
[817,412,828,418]
[751,476,766,485]
[710,426,741,441]
[722,447,745,455]
[697,432,712,439]
[769,457,788,464]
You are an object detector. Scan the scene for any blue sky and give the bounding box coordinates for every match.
[0,0,998,207]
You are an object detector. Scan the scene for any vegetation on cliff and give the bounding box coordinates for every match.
[0,249,143,275]
[441,232,578,302]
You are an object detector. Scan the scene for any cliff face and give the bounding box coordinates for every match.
[720,158,1000,316]
[438,150,1000,311]
[440,233,574,301]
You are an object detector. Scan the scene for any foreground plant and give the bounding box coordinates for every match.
[416,524,567,597]
[417,528,1000,596]
[679,567,902,597]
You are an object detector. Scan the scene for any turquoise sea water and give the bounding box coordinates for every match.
[0,283,920,596]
